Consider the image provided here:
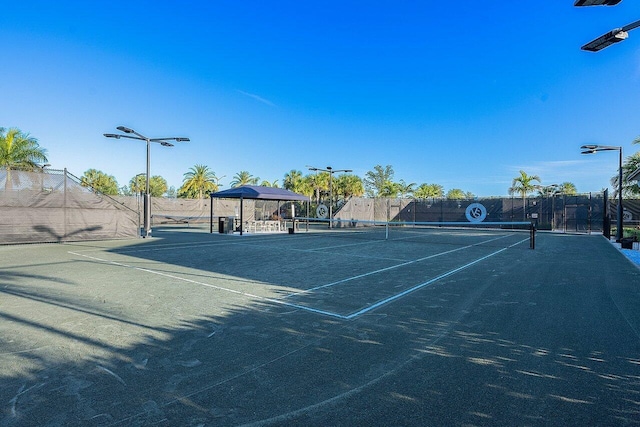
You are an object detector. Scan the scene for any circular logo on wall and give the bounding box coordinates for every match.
[623,209,633,222]
[465,203,487,223]
[316,204,329,219]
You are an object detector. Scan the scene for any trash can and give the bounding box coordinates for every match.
[218,217,226,233]
[620,237,635,250]
[288,227,294,234]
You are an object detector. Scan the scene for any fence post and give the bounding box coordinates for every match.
[63,168,68,241]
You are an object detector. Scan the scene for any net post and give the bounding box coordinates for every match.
[385,221,389,240]
[530,222,536,250]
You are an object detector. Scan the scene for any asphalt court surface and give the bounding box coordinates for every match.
[68,227,532,319]
[1,225,639,426]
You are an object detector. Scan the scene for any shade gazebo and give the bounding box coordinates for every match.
[210,185,309,235]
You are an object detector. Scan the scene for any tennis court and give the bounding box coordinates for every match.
[1,224,639,426]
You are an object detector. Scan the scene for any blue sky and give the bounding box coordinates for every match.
[3,1,640,196]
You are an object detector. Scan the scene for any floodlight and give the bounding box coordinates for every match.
[116,126,135,133]
[574,0,622,6]
[582,29,628,51]
[103,133,121,139]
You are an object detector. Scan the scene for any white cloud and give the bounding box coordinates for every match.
[508,160,598,180]
[236,90,276,107]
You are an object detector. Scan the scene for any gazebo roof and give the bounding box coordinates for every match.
[210,185,309,201]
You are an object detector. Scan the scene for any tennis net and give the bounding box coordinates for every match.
[294,218,536,249]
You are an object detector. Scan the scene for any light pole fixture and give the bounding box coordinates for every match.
[307,165,352,228]
[104,126,189,237]
[575,0,640,51]
[574,0,622,6]
[581,144,623,241]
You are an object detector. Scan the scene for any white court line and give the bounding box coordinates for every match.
[285,233,512,297]
[67,235,528,320]
[67,251,348,319]
[343,237,529,319]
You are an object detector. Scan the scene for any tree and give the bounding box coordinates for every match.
[283,170,305,193]
[0,127,48,190]
[178,164,218,199]
[304,171,330,203]
[612,152,640,197]
[538,185,558,197]
[414,183,444,199]
[129,174,147,196]
[446,188,469,200]
[364,165,394,197]
[130,174,168,197]
[509,170,541,220]
[334,174,364,200]
[379,181,401,198]
[80,169,119,195]
[149,176,168,197]
[537,182,577,197]
[397,179,416,198]
[509,170,541,199]
[558,182,577,196]
[260,179,279,188]
[231,171,259,187]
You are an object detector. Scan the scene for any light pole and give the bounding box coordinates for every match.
[307,165,352,227]
[214,175,226,189]
[581,145,623,241]
[38,163,50,191]
[104,126,189,237]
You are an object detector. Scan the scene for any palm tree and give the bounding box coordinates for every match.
[179,165,218,199]
[538,185,558,197]
[397,179,416,198]
[612,152,640,197]
[305,171,330,203]
[558,182,577,196]
[509,170,541,198]
[260,179,279,188]
[0,127,48,190]
[509,170,541,220]
[446,188,468,200]
[334,174,364,200]
[379,181,401,198]
[231,171,259,187]
[364,165,394,197]
[414,183,444,199]
[283,170,304,193]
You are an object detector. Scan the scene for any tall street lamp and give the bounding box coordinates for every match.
[581,145,623,241]
[307,165,352,227]
[104,126,189,237]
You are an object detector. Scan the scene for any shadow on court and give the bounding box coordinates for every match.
[0,226,639,426]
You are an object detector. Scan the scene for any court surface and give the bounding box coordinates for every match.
[1,225,639,426]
